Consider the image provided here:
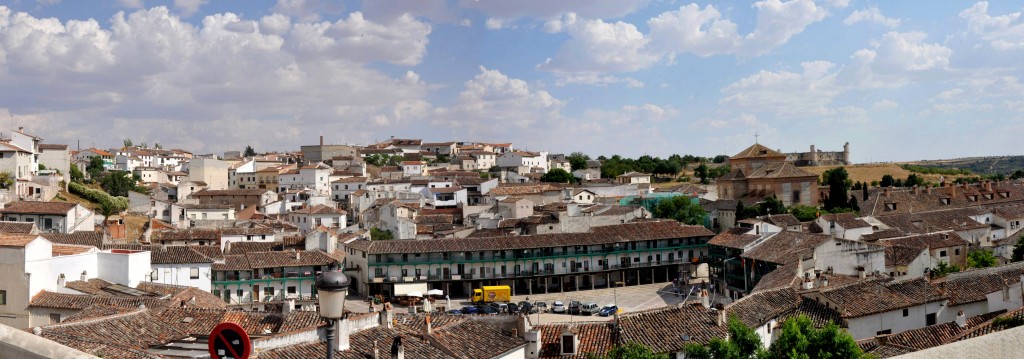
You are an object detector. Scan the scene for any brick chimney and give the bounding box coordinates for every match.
[320,135,324,146]
[883,187,891,197]
[926,185,932,194]
[986,180,993,192]
[911,185,918,195]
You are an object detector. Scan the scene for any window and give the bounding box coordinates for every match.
[265,287,274,296]
[190,268,200,279]
[49,313,61,324]
[902,309,909,317]
[287,286,296,294]
[955,248,960,256]
[926,313,937,326]
[561,334,576,354]
[236,289,244,298]
[939,250,947,257]
[876,329,892,335]
[0,290,5,305]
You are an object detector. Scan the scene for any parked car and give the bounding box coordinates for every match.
[598,305,619,317]
[447,309,463,315]
[489,302,508,313]
[580,302,600,315]
[478,305,499,315]
[534,301,548,313]
[552,301,566,313]
[518,301,534,314]
[461,306,479,314]
[507,302,520,314]
[568,300,582,315]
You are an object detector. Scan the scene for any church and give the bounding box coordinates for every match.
[716,143,820,206]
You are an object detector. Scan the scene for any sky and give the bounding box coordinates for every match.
[2,1,1024,163]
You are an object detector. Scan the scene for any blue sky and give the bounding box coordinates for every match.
[3,0,1024,162]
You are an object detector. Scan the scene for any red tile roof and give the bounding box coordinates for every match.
[0,201,77,215]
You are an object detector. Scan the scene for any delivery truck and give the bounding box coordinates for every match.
[471,285,511,303]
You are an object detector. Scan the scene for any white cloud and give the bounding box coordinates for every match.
[539,14,658,73]
[585,104,678,126]
[554,74,644,88]
[838,31,952,88]
[434,66,564,131]
[871,99,899,110]
[0,6,432,153]
[844,7,901,28]
[935,88,964,100]
[117,0,144,9]
[743,0,829,55]
[959,2,1024,50]
[173,0,208,18]
[721,61,840,117]
[271,0,345,22]
[460,0,650,22]
[484,17,509,30]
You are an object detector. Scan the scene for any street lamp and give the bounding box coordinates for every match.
[316,269,349,359]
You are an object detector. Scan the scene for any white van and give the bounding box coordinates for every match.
[580,302,600,315]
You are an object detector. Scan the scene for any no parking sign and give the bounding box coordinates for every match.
[208,322,251,359]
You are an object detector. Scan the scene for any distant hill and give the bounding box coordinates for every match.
[903,156,1024,176]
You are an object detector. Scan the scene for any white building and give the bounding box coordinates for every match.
[278,164,333,195]
[288,204,347,234]
[37,144,70,179]
[0,202,94,233]
[497,151,548,175]
[807,278,949,340]
[187,157,230,190]
[401,161,426,177]
[147,245,215,292]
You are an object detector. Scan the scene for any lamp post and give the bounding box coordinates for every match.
[316,269,349,359]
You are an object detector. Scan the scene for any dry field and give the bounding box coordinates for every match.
[803,164,973,184]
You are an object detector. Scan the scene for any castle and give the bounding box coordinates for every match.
[785,142,850,167]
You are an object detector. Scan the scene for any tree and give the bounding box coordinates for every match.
[824,167,851,211]
[906,173,924,187]
[848,197,860,211]
[243,145,257,157]
[540,168,575,183]
[880,174,895,187]
[567,152,590,171]
[862,183,869,201]
[0,172,13,189]
[95,198,122,230]
[69,164,84,183]
[695,162,710,184]
[596,342,668,359]
[1012,236,1024,262]
[930,261,961,278]
[683,316,765,359]
[769,315,865,359]
[760,196,786,216]
[123,138,133,148]
[100,171,136,197]
[1012,170,1024,180]
[968,249,998,268]
[789,205,819,221]
[87,156,105,179]
[652,196,707,226]
[153,143,162,149]
[370,227,394,240]
[712,155,729,164]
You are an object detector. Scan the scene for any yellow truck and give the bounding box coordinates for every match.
[471,285,511,303]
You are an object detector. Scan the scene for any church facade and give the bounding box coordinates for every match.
[717,143,820,206]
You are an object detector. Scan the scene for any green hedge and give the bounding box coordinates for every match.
[68,182,128,210]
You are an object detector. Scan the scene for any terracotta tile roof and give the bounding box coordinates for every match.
[0,201,77,215]
[213,254,253,271]
[244,249,341,269]
[135,283,226,309]
[730,143,786,159]
[952,306,1024,341]
[884,245,925,267]
[219,227,276,236]
[38,309,183,358]
[429,186,464,194]
[490,183,562,196]
[263,327,455,359]
[345,220,712,255]
[61,304,138,323]
[429,317,527,358]
[64,278,116,296]
[331,176,368,183]
[151,229,220,242]
[41,231,103,246]
[0,233,41,247]
[862,182,1024,216]
[618,304,728,351]
[820,212,871,228]
[751,263,799,293]
[38,143,68,150]
[537,323,614,358]
[30,290,170,310]
[708,227,760,249]
[726,287,803,328]
[818,278,946,318]
[877,232,968,251]
[148,245,215,264]
[52,244,94,256]
[291,204,347,215]
[881,311,1005,351]
[940,262,1024,305]
[743,161,817,179]
[741,231,830,265]
[861,229,905,242]
[789,297,845,328]
[0,220,36,233]
[758,214,801,227]
[225,241,281,254]
[155,307,322,336]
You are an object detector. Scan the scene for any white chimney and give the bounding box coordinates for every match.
[57,274,65,287]
[955,310,967,328]
[391,337,404,359]
[337,318,351,351]
[80,271,87,282]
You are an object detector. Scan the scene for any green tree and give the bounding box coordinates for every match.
[1012,236,1024,262]
[595,342,668,359]
[769,315,865,359]
[848,197,860,212]
[0,172,13,189]
[69,164,84,183]
[434,154,450,164]
[968,249,998,268]
[652,196,707,226]
[683,316,765,359]
[930,261,961,278]
[906,174,924,187]
[824,167,851,211]
[567,152,591,171]
[153,143,162,149]
[789,205,819,221]
[862,184,869,201]
[540,168,575,183]
[880,174,895,187]
[100,171,136,197]
[86,156,105,179]
[695,162,710,184]
[370,227,394,240]
[759,196,786,216]
[95,198,123,233]
[1011,170,1024,180]
[123,138,133,148]
[243,145,257,157]
[712,155,729,164]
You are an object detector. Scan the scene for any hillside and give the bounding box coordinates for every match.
[803,163,972,185]
[903,156,1024,176]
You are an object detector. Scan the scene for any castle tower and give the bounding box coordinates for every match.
[843,142,850,164]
